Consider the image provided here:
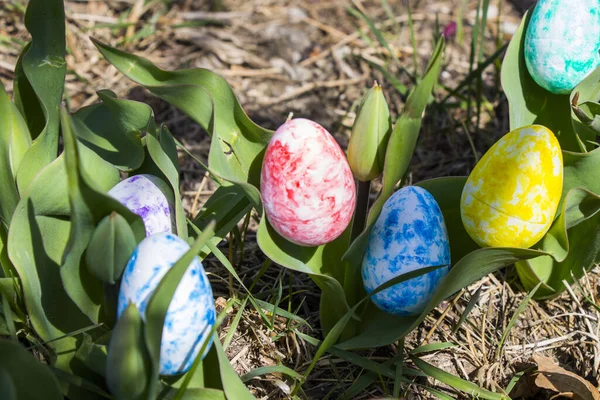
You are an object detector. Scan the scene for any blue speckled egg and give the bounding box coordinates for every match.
[108,174,175,237]
[361,186,451,316]
[117,233,216,375]
[524,0,600,94]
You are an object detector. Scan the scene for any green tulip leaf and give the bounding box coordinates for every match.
[72,90,149,171]
[0,340,63,400]
[257,217,352,336]
[0,82,31,227]
[158,387,226,400]
[12,43,44,139]
[106,303,152,400]
[416,177,479,263]
[570,65,600,140]
[571,100,600,135]
[0,226,9,277]
[192,184,254,258]
[144,223,216,397]
[60,109,145,324]
[214,340,255,400]
[341,37,445,318]
[501,9,589,152]
[338,246,545,350]
[562,147,600,195]
[516,147,600,298]
[142,122,188,240]
[15,0,67,192]
[91,38,272,187]
[366,37,445,227]
[7,153,107,400]
[335,169,600,349]
[75,333,109,377]
[85,212,138,284]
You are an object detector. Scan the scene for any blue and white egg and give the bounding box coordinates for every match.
[108,174,175,237]
[361,186,451,316]
[524,0,600,94]
[117,233,216,376]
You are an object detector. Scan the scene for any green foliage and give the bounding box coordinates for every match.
[90,38,272,186]
[3,0,600,398]
[0,340,63,400]
[72,90,148,172]
[0,1,259,398]
[411,355,509,399]
[0,82,30,227]
[14,0,66,192]
[86,212,138,284]
[501,9,595,152]
[347,82,392,181]
[106,304,152,400]
[502,8,600,298]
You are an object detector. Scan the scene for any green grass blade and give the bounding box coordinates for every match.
[495,282,541,358]
[452,285,483,333]
[241,365,304,383]
[252,298,310,327]
[393,338,404,397]
[223,297,247,350]
[442,43,507,104]
[144,222,216,397]
[411,355,509,400]
[456,0,468,45]
[417,384,455,400]
[410,342,457,355]
[214,340,255,400]
[407,1,418,76]
[1,294,17,341]
[296,330,396,379]
[379,0,401,32]
[504,369,530,395]
[172,297,235,400]
[347,7,400,66]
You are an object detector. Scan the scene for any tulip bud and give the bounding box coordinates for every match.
[347,82,392,181]
[85,212,137,284]
[106,303,151,400]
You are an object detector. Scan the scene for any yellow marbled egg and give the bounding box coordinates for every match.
[460,125,563,248]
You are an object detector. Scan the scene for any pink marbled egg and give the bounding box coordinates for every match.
[260,118,356,247]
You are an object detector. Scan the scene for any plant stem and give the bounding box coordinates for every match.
[343,179,371,312]
[350,180,371,241]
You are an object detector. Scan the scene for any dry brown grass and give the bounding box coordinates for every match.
[1,0,599,398]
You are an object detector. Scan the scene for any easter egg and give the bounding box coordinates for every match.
[108,174,175,236]
[117,233,216,375]
[260,118,356,247]
[524,0,600,94]
[361,186,451,316]
[460,125,563,248]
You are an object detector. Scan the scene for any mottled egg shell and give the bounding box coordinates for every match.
[461,125,563,248]
[260,118,356,247]
[108,174,175,236]
[117,233,216,375]
[524,0,600,94]
[361,186,451,316]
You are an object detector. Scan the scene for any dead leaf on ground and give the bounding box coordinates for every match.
[532,355,600,400]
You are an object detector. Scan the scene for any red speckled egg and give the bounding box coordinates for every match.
[261,118,356,247]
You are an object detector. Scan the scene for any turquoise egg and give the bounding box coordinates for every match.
[361,186,451,316]
[117,233,216,375]
[524,0,600,94]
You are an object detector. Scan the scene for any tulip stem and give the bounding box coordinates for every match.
[351,180,371,241]
[340,179,371,339]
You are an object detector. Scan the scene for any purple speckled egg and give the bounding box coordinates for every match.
[108,174,175,236]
